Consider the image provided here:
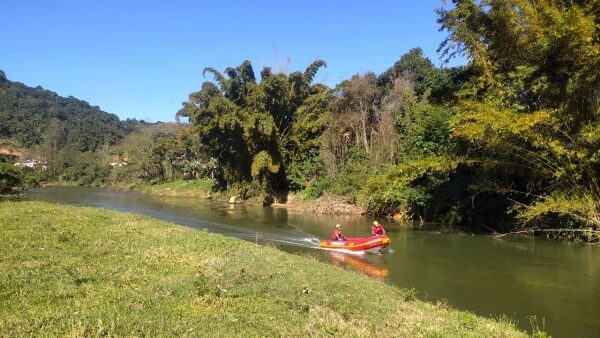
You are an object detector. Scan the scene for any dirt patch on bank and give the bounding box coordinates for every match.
[272,194,365,216]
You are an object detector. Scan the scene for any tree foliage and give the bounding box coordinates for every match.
[0,74,130,150]
[0,163,22,194]
[178,60,330,196]
[361,156,461,215]
[0,72,149,184]
[439,0,600,229]
[317,47,460,212]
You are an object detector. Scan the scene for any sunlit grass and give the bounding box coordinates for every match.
[0,201,528,337]
[138,179,214,197]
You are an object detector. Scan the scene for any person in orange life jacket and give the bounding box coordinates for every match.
[371,221,386,236]
[331,224,346,241]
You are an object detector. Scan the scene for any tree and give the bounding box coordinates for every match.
[438,0,600,230]
[377,47,437,100]
[0,163,22,194]
[42,118,65,178]
[178,60,330,196]
[330,73,379,156]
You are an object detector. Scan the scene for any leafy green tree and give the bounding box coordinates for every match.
[178,60,329,196]
[439,0,600,230]
[183,158,219,180]
[378,48,437,100]
[361,156,460,215]
[0,163,22,194]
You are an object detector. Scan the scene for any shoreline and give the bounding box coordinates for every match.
[44,180,370,217]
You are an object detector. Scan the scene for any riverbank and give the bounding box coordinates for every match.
[137,179,214,198]
[0,201,531,337]
[45,179,369,216]
[271,194,365,215]
[129,179,367,216]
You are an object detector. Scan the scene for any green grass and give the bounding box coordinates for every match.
[0,194,19,201]
[138,179,214,197]
[0,201,528,337]
[44,181,81,187]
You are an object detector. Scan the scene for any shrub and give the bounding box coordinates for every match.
[302,176,332,200]
[286,151,325,192]
[360,156,460,216]
[0,163,23,194]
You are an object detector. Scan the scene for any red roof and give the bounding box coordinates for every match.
[0,148,22,158]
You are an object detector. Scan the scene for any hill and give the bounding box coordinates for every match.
[0,70,165,184]
[0,69,139,151]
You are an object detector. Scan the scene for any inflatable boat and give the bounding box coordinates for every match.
[319,235,390,254]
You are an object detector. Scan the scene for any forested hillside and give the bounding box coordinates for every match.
[0,70,150,185]
[0,70,135,150]
[0,69,199,191]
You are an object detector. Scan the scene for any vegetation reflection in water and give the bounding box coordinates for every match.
[27,187,600,338]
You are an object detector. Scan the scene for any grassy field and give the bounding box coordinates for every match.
[0,201,532,337]
[138,179,214,197]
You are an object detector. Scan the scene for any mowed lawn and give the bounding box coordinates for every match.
[0,201,529,337]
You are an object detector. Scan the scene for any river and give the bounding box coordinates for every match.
[27,186,599,337]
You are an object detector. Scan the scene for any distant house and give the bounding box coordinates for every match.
[110,162,129,167]
[14,159,47,170]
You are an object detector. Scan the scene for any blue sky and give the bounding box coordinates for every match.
[0,0,462,122]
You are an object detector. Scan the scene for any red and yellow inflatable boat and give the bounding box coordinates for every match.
[319,235,390,254]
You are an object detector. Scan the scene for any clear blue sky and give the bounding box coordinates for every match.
[0,0,461,122]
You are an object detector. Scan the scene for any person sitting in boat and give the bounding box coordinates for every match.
[331,224,346,241]
[371,221,386,236]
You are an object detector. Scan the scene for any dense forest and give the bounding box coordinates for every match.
[0,70,187,187]
[1,0,598,240]
[0,70,136,182]
[0,70,130,150]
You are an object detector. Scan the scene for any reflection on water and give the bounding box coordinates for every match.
[326,251,389,280]
[26,187,600,337]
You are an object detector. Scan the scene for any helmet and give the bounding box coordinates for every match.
[373,221,379,226]
[335,224,341,228]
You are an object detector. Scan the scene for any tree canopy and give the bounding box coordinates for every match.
[0,74,132,150]
[439,0,600,229]
[178,60,330,196]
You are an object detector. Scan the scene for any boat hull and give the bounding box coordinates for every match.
[319,235,390,254]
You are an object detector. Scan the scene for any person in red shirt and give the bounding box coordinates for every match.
[331,224,346,241]
[371,221,386,236]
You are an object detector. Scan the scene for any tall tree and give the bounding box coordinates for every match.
[438,0,600,229]
[331,73,379,155]
[377,47,436,99]
[178,60,330,196]
[41,118,65,178]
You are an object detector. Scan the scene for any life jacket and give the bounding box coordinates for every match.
[372,225,385,236]
[331,228,345,241]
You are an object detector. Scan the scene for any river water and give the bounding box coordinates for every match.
[27,186,599,337]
